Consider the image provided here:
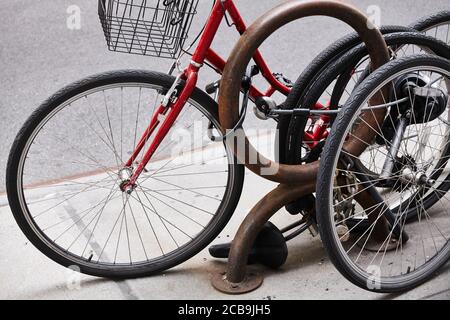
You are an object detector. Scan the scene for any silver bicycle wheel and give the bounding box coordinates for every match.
[6,70,244,278]
[317,55,450,292]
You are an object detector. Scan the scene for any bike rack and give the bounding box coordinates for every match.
[211,0,391,294]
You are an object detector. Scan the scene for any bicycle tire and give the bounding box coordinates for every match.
[316,55,450,293]
[286,33,450,222]
[277,26,413,164]
[6,70,245,279]
[286,32,450,164]
[410,10,450,33]
[279,12,450,165]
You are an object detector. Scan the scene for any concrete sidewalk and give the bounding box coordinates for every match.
[0,168,449,300]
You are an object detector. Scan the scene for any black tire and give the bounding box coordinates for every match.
[317,55,450,293]
[286,33,450,222]
[6,70,245,279]
[411,10,450,33]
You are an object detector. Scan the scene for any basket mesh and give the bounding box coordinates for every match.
[98,0,199,58]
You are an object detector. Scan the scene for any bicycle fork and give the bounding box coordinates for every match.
[121,68,199,193]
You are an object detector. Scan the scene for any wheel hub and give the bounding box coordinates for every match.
[379,154,418,191]
[401,167,435,187]
[118,167,135,194]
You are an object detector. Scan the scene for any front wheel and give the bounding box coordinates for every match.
[317,56,450,292]
[6,70,244,278]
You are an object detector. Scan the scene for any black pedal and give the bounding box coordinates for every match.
[209,222,288,269]
[273,73,293,88]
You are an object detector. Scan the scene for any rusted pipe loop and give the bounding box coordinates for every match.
[217,0,391,288]
[218,0,390,185]
[224,182,316,284]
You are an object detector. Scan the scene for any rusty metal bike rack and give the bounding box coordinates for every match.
[211,0,391,294]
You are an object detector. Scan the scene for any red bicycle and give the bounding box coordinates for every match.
[5,0,309,278]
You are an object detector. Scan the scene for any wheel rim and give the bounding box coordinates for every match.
[420,21,450,45]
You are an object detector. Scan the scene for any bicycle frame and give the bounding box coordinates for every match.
[123,0,327,189]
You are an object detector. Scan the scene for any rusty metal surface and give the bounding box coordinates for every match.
[211,271,264,294]
[226,183,316,284]
[214,0,391,294]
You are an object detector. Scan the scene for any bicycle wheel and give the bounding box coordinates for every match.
[279,26,411,215]
[280,11,450,165]
[278,26,412,164]
[287,33,450,221]
[411,10,450,44]
[317,55,450,292]
[6,70,244,278]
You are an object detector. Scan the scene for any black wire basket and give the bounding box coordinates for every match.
[98,0,200,58]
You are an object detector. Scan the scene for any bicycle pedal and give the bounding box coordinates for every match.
[273,73,293,88]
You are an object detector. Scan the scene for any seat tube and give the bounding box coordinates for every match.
[190,0,227,65]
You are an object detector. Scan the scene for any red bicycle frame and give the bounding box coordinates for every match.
[123,0,328,189]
